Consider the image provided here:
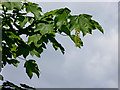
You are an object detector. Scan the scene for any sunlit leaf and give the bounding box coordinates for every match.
[35,23,54,35]
[55,8,71,29]
[20,17,28,28]
[26,2,42,20]
[28,34,42,48]
[69,14,103,36]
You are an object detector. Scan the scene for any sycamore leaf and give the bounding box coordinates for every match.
[7,59,20,67]
[24,60,40,79]
[26,2,42,20]
[44,9,58,16]
[20,17,28,28]
[48,34,65,54]
[59,25,70,35]
[1,1,104,82]
[55,8,71,29]
[69,14,103,36]
[30,49,40,57]
[13,2,23,10]
[28,34,42,47]
[2,2,14,10]
[91,20,104,33]
[2,2,22,10]
[16,44,30,58]
[35,23,54,35]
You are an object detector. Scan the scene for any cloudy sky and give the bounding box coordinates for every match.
[1,1,118,88]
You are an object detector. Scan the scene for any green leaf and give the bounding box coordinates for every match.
[0,75,3,81]
[91,20,104,33]
[44,9,58,16]
[28,17,34,24]
[2,2,14,10]
[2,54,7,66]
[35,23,54,35]
[55,8,71,29]
[11,44,17,52]
[26,2,41,20]
[2,2,22,10]
[69,14,97,36]
[16,44,30,58]
[36,46,44,54]
[30,49,40,57]
[28,34,42,47]
[8,32,21,40]
[8,59,20,67]
[70,35,83,48]
[59,25,70,35]
[53,43,58,51]
[0,47,2,51]
[3,46,12,58]
[20,17,28,28]
[24,60,40,79]
[13,2,22,10]
[48,34,65,54]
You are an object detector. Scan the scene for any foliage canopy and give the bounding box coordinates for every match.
[0,1,103,89]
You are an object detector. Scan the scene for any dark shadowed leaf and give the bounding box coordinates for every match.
[59,25,70,35]
[24,60,40,79]
[8,59,20,67]
[20,17,28,28]
[20,84,35,90]
[0,75,3,81]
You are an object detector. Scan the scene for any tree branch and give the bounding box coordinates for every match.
[18,56,27,61]
[57,31,68,36]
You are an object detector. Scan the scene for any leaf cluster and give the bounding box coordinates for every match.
[1,1,103,79]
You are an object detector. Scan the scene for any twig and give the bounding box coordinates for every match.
[18,56,27,61]
[57,31,68,36]
[60,33,68,36]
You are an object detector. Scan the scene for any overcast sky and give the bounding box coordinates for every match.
[1,1,118,88]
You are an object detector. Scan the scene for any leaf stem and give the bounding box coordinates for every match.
[18,56,27,61]
[57,31,68,36]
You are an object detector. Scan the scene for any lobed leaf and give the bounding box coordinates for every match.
[69,14,103,36]
[35,23,54,35]
[2,2,22,10]
[54,8,71,29]
[26,2,42,20]
[24,60,40,79]
[28,34,42,48]
[7,59,20,67]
